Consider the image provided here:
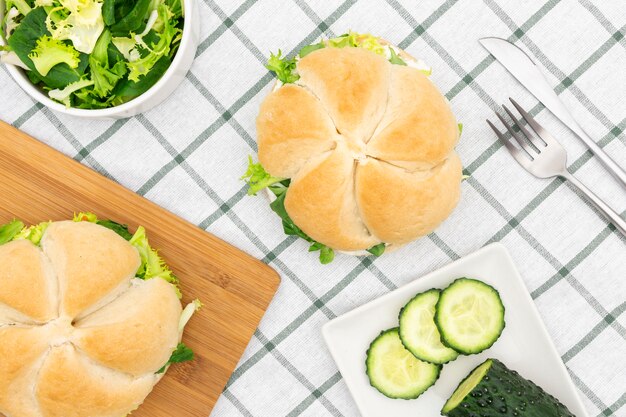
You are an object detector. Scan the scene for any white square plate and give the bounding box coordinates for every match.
[322,243,588,417]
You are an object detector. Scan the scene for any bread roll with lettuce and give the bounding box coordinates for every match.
[243,32,463,264]
[0,215,201,417]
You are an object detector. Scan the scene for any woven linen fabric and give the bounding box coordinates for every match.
[1,0,625,416]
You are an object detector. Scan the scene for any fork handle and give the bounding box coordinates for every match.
[561,171,626,237]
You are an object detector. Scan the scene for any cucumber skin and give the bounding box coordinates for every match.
[365,328,442,400]
[398,288,459,365]
[435,278,506,355]
[442,359,576,417]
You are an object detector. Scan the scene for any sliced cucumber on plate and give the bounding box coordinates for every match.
[435,278,505,354]
[366,328,441,399]
[398,289,459,364]
[365,277,506,401]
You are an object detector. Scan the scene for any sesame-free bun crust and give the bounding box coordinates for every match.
[356,153,462,243]
[257,84,337,178]
[0,221,182,417]
[285,142,379,251]
[256,45,462,250]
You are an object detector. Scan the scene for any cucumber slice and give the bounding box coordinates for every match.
[398,289,459,364]
[366,328,441,399]
[442,359,576,416]
[435,278,505,354]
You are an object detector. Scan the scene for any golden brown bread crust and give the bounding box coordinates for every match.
[368,65,459,169]
[74,277,182,376]
[42,221,141,319]
[36,344,156,417]
[257,84,337,178]
[297,47,390,142]
[0,221,182,417]
[356,153,462,243]
[285,143,379,251]
[257,44,462,251]
[0,240,57,323]
[0,326,52,417]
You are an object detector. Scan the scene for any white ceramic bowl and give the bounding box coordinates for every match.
[0,0,200,119]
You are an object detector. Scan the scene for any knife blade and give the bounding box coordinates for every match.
[479,37,626,189]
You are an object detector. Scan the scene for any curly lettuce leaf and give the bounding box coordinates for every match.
[165,0,182,19]
[327,32,385,55]
[88,29,127,97]
[111,36,139,61]
[458,123,463,136]
[48,77,94,105]
[354,33,386,55]
[266,49,299,84]
[241,156,285,196]
[125,3,179,82]
[28,35,81,76]
[8,7,88,89]
[46,0,105,54]
[129,225,180,296]
[13,221,51,245]
[156,343,194,374]
[0,219,25,245]
[73,211,98,222]
[6,0,31,16]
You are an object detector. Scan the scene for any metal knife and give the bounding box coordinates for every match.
[479,37,626,189]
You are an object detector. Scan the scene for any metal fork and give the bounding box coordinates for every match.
[488,98,626,237]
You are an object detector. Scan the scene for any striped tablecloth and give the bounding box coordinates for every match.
[1,0,625,416]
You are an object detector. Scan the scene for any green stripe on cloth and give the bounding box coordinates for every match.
[2,1,624,415]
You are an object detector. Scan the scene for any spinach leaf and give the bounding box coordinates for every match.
[96,219,133,240]
[8,7,87,89]
[156,343,194,374]
[111,55,170,104]
[107,38,126,65]
[367,243,386,256]
[266,50,299,84]
[268,182,335,264]
[103,0,137,26]
[102,0,118,26]
[109,0,152,36]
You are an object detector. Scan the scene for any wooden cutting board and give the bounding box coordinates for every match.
[0,121,280,416]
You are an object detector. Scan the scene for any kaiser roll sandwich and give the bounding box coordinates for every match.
[0,213,200,417]
[243,32,463,264]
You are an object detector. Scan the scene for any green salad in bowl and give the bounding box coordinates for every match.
[0,0,197,116]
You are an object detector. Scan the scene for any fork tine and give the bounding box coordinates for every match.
[509,98,559,147]
[487,119,531,167]
[502,104,545,150]
[495,111,536,158]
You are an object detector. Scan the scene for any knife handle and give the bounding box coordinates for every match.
[572,124,626,190]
